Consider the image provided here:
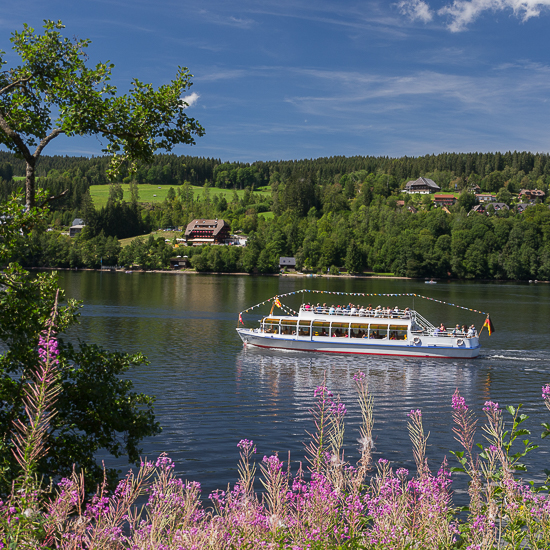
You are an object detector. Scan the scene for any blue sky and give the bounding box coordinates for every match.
[2,0,550,162]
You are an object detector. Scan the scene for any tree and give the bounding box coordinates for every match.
[457,191,477,212]
[0,20,204,208]
[0,195,160,495]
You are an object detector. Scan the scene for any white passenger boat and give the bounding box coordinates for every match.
[236,291,491,359]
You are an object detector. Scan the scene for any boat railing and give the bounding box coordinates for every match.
[411,310,435,332]
[298,305,411,319]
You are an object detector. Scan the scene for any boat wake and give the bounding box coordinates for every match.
[487,354,539,362]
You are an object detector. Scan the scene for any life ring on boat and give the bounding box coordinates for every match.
[413,337,421,345]
[456,339,464,346]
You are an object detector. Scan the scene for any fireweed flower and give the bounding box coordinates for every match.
[314,385,333,398]
[483,401,499,413]
[353,371,366,382]
[237,439,256,453]
[38,331,59,366]
[452,393,468,412]
[329,402,347,416]
[542,384,550,400]
[262,455,283,473]
[155,454,174,469]
[407,409,422,418]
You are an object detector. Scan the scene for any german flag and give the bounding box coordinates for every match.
[483,316,495,336]
[274,297,282,308]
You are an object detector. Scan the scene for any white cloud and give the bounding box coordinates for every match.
[180,92,200,108]
[439,0,550,32]
[398,0,434,22]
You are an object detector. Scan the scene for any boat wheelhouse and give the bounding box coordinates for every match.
[236,303,481,359]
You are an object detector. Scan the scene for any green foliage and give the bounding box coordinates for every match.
[119,234,173,269]
[0,195,160,495]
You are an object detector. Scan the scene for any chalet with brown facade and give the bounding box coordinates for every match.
[404,177,440,194]
[518,189,545,202]
[434,194,457,207]
[184,219,230,246]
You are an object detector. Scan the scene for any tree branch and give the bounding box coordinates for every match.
[0,109,33,163]
[0,75,32,96]
[33,128,64,159]
[39,189,69,207]
[97,127,143,139]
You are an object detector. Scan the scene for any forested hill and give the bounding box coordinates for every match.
[1,149,550,190]
[3,149,550,281]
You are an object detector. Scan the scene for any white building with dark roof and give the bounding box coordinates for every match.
[404,177,441,194]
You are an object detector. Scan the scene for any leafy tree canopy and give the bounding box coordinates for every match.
[0,20,204,207]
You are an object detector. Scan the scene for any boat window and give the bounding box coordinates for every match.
[312,321,330,337]
[280,319,297,335]
[389,325,408,341]
[262,318,280,334]
[350,323,369,338]
[330,322,349,338]
[298,321,312,337]
[369,324,388,339]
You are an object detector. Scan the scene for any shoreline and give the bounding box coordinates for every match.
[25,266,549,282]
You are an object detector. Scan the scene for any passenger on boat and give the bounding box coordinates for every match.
[467,325,476,337]
[403,307,410,318]
[439,323,446,334]
[329,306,335,315]
[350,305,357,314]
[462,324,468,335]
[451,324,460,336]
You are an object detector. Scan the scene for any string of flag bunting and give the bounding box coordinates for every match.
[238,289,491,321]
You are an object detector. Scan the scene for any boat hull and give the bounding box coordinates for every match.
[236,329,481,359]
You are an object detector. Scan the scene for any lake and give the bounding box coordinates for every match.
[58,272,550,498]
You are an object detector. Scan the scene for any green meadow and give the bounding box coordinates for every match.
[89,184,271,208]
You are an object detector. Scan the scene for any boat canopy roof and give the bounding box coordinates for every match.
[261,312,413,325]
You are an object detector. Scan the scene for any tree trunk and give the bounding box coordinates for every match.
[25,159,36,209]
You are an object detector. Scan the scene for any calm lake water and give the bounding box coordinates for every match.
[58,272,550,498]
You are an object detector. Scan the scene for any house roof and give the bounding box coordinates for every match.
[279,257,296,265]
[185,219,229,237]
[519,189,545,197]
[404,177,440,190]
[434,194,456,199]
[71,218,85,227]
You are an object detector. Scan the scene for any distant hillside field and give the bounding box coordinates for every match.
[89,184,270,208]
